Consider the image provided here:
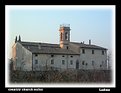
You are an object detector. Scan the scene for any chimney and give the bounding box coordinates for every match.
[89,40,91,45]
[83,41,84,44]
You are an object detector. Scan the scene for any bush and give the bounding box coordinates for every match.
[9,69,111,83]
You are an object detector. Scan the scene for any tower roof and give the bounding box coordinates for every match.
[60,24,70,27]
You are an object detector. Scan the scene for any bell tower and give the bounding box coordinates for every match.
[59,24,70,49]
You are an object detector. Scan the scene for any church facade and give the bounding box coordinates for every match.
[12,24,107,71]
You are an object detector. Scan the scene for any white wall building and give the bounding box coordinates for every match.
[12,24,107,71]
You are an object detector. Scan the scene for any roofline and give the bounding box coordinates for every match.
[70,42,107,50]
[80,47,107,50]
[21,41,59,45]
[32,53,80,55]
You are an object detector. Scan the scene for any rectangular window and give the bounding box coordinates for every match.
[92,50,94,54]
[51,55,54,57]
[85,63,88,66]
[62,60,65,65]
[62,55,65,57]
[102,61,104,65]
[67,46,68,49]
[82,49,85,54]
[70,60,73,65]
[92,61,94,66]
[102,50,104,55]
[35,60,38,64]
[82,61,85,65]
[51,59,54,64]
[70,55,73,58]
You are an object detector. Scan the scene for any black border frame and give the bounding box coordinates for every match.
[1,0,119,92]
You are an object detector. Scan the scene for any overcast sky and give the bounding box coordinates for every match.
[6,5,115,58]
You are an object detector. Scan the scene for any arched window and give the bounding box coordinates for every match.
[65,32,68,40]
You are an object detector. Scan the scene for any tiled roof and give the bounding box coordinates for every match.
[20,41,79,55]
[21,41,60,48]
[71,42,107,50]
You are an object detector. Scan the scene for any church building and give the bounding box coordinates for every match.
[12,24,107,71]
